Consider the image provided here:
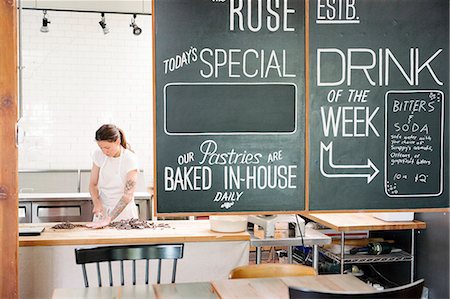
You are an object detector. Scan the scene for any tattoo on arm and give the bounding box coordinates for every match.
[124,179,136,194]
[109,179,136,221]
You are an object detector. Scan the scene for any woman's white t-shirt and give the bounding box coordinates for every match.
[92,147,139,221]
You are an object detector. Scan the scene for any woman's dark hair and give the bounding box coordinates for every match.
[95,124,129,149]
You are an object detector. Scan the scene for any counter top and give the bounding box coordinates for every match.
[19,220,250,247]
[304,213,426,231]
[19,191,151,201]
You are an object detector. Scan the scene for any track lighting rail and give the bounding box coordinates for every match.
[20,7,151,16]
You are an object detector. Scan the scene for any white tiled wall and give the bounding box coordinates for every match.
[19,10,154,187]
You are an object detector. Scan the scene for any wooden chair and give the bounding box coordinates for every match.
[289,278,424,299]
[74,243,184,287]
[228,263,317,279]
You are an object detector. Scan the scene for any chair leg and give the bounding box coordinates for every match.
[96,262,102,287]
[145,259,149,284]
[108,261,113,286]
[171,259,178,283]
[132,260,136,285]
[157,259,162,284]
[81,264,89,288]
[120,260,125,286]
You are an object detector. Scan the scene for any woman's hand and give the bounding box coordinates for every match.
[92,202,104,216]
[86,215,112,229]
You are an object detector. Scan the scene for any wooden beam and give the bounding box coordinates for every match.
[0,0,18,297]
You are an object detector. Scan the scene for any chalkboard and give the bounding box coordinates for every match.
[308,0,449,210]
[154,0,305,214]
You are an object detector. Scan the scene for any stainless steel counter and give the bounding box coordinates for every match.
[18,169,153,223]
[19,192,152,223]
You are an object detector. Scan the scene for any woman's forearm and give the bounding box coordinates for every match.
[108,179,136,221]
[89,184,101,205]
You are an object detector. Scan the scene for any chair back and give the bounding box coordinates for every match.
[229,263,317,279]
[289,278,424,299]
[75,243,184,287]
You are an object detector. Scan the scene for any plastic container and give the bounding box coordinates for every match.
[209,215,248,233]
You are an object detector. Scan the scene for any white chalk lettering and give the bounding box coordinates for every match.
[198,140,262,165]
[164,166,212,191]
[392,99,435,113]
[199,48,295,78]
[317,48,443,86]
[393,123,429,134]
[224,165,297,190]
[163,46,198,74]
[213,191,243,201]
[316,0,358,23]
[320,106,380,137]
[229,0,295,32]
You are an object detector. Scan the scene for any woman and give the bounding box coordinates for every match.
[87,124,139,228]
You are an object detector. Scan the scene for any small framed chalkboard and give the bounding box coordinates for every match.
[385,90,444,198]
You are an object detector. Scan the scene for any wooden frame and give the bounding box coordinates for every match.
[0,0,18,297]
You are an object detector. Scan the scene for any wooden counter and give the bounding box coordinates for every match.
[304,213,426,232]
[20,220,251,298]
[19,220,250,247]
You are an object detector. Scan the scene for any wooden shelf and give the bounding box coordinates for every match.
[304,213,426,232]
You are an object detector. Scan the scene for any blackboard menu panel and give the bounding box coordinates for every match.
[154,0,305,214]
[308,0,449,210]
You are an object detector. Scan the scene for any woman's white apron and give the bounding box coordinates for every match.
[97,148,138,221]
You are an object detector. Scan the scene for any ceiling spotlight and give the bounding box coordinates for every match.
[99,13,110,35]
[40,10,50,33]
[130,14,142,36]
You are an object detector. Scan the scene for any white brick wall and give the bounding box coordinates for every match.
[19,10,154,187]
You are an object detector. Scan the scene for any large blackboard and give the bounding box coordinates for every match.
[154,0,449,214]
[308,0,449,210]
[154,0,305,213]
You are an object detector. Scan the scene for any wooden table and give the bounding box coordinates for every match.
[52,274,375,299]
[303,213,426,281]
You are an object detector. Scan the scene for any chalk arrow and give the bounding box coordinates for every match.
[320,141,379,184]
